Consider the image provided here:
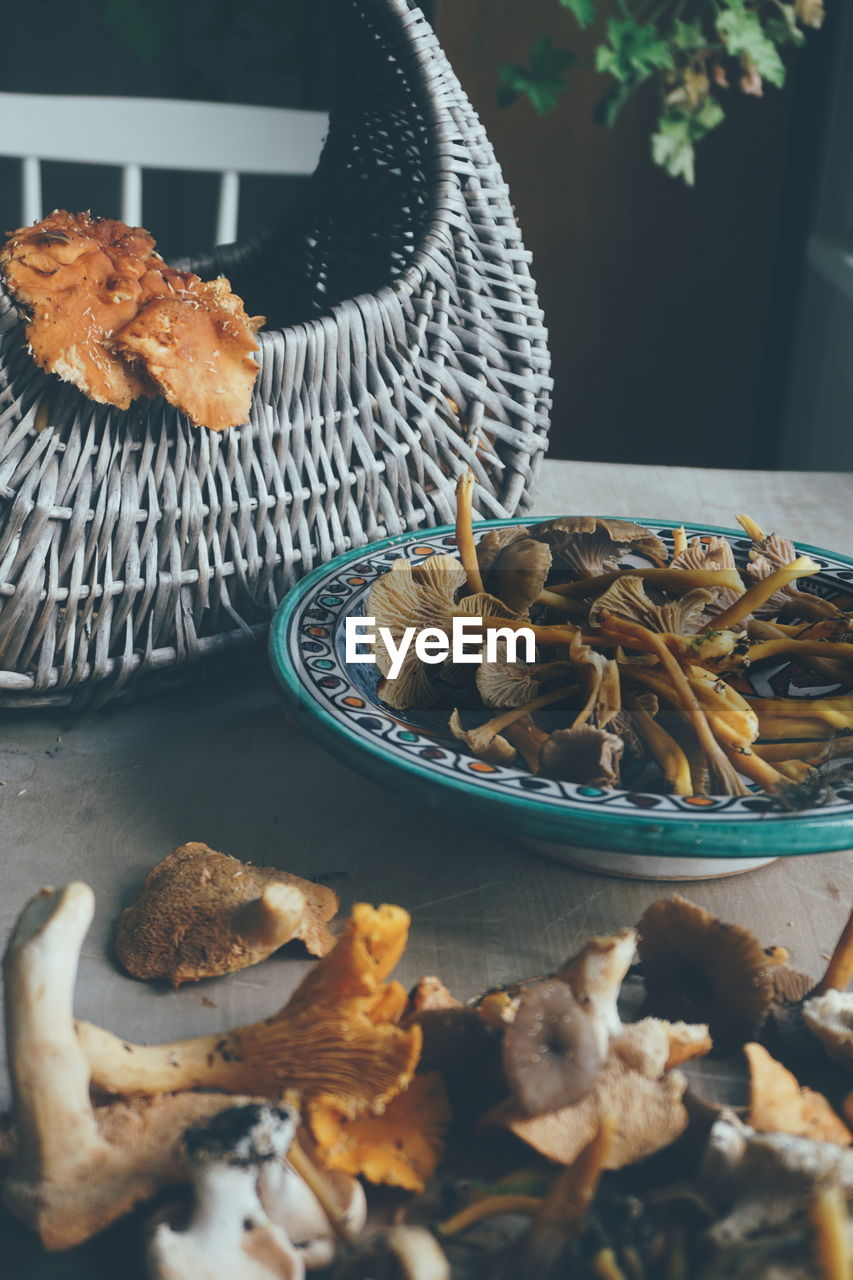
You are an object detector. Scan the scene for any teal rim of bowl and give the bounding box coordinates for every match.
[269,516,853,861]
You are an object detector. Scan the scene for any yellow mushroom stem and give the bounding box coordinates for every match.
[439,1194,543,1236]
[719,742,791,795]
[814,907,853,997]
[753,740,853,764]
[672,526,688,558]
[600,614,747,795]
[711,556,821,630]
[536,588,588,618]
[748,639,853,666]
[287,1137,359,1247]
[748,695,853,733]
[624,693,693,795]
[547,567,744,600]
[543,1113,615,1233]
[736,512,767,543]
[810,1184,850,1280]
[592,1250,630,1280]
[780,593,843,621]
[455,469,485,595]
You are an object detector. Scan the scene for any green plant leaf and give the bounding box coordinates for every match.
[593,80,637,127]
[559,0,597,29]
[671,19,708,52]
[717,3,787,87]
[498,36,576,114]
[595,17,675,85]
[651,99,725,186]
[765,7,806,46]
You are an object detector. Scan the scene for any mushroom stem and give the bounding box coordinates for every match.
[624,693,692,795]
[461,613,580,649]
[439,1194,543,1236]
[809,1184,850,1280]
[287,1136,359,1247]
[672,526,688,558]
[537,588,587,618]
[780,593,843,621]
[474,684,581,744]
[719,743,791,795]
[712,556,821,630]
[748,639,853,666]
[455,470,485,596]
[814,908,853,997]
[753,740,853,764]
[601,614,747,795]
[503,718,550,771]
[234,884,308,951]
[536,1112,614,1233]
[748,694,853,733]
[736,513,767,543]
[3,883,103,1186]
[547,568,744,600]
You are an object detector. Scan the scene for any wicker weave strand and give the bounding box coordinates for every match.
[0,0,551,707]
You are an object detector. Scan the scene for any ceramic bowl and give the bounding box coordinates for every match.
[269,518,853,880]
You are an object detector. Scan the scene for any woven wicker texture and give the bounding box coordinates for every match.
[0,0,551,707]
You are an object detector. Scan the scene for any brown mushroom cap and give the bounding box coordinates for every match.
[501,980,603,1117]
[588,575,719,636]
[533,518,667,577]
[478,532,552,614]
[449,709,518,765]
[539,726,624,787]
[637,896,773,1054]
[115,842,339,986]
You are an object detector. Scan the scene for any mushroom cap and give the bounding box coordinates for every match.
[533,518,667,577]
[501,980,603,1117]
[744,1042,852,1146]
[308,1072,451,1192]
[538,726,624,787]
[637,896,773,1054]
[745,532,806,615]
[557,929,637,1056]
[476,641,576,709]
[479,533,552,614]
[671,535,743,621]
[802,990,853,1069]
[488,1023,689,1170]
[588,575,719,636]
[115,842,339,986]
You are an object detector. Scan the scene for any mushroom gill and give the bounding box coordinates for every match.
[533,518,667,578]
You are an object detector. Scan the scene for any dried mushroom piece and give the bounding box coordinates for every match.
[115,842,339,987]
[671,534,744,618]
[803,991,853,1070]
[637,896,774,1054]
[78,903,422,1116]
[697,1113,853,1279]
[501,981,603,1117]
[744,1043,852,1146]
[488,1019,692,1170]
[1,881,265,1251]
[0,210,263,428]
[308,1072,451,1192]
[114,275,263,431]
[539,726,624,787]
[533,518,667,577]
[475,641,576,710]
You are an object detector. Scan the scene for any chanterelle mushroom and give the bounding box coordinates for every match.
[115,842,339,987]
[1,882,262,1250]
[78,903,422,1114]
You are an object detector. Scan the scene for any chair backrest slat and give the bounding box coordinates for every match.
[22,156,41,225]
[1,93,328,242]
[216,170,240,246]
[121,164,143,227]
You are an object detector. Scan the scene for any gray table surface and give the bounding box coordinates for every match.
[1,457,852,1272]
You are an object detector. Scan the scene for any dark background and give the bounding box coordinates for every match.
[1,0,850,470]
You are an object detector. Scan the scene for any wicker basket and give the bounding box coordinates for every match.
[0,0,551,708]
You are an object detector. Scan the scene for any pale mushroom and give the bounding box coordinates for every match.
[671,534,744,620]
[115,842,339,986]
[538,726,624,787]
[475,639,575,709]
[738,514,840,621]
[146,1104,307,1280]
[501,980,603,1116]
[0,882,261,1250]
[557,929,636,1055]
[334,1225,450,1280]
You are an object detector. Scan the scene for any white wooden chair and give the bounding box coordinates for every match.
[0,92,328,245]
